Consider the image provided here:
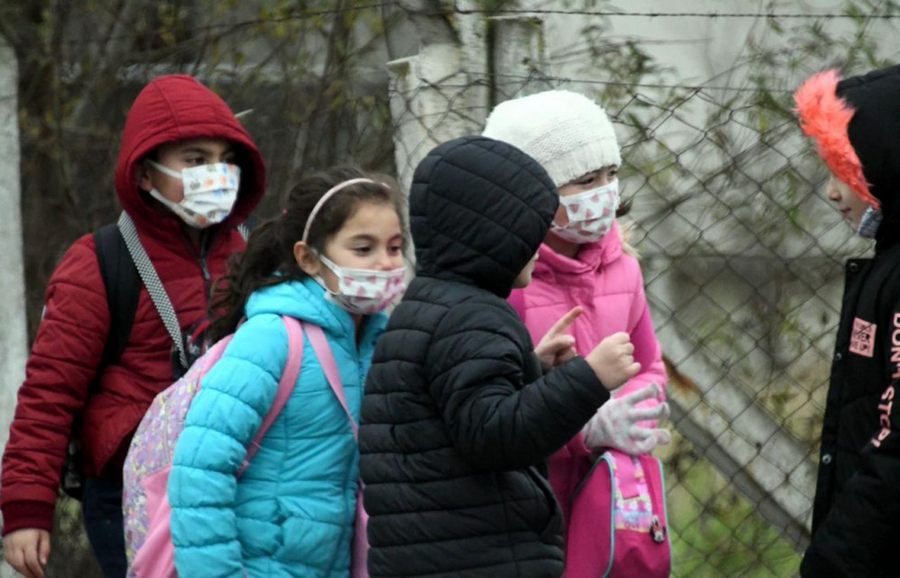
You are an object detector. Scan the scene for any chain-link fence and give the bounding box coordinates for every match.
[6,1,900,577]
[383,17,881,573]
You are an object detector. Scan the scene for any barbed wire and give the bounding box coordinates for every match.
[32,1,900,53]
[487,71,799,94]
[451,3,900,19]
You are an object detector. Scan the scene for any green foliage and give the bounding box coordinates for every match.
[5,4,396,566]
[6,0,395,341]
[663,434,802,577]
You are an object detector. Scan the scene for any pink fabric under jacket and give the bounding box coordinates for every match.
[509,222,667,524]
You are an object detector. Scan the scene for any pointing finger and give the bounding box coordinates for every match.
[546,307,583,339]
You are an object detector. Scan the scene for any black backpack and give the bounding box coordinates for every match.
[61,217,247,498]
[61,223,139,499]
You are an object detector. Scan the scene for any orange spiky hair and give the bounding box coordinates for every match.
[794,69,879,209]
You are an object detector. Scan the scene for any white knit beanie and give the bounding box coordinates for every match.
[482,90,621,187]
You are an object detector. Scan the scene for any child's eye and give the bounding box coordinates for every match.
[389,244,404,255]
[353,246,372,255]
[184,156,205,166]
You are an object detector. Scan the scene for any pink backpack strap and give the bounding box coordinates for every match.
[303,322,358,439]
[202,334,233,372]
[239,315,305,475]
[613,450,641,499]
[303,321,370,578]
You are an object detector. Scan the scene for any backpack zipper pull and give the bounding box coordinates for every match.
[650,515,667,543]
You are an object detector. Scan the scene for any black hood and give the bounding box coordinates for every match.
[837,64,900,251]
[409,136,559,297]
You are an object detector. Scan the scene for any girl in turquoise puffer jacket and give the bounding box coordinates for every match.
[167,167,408,577]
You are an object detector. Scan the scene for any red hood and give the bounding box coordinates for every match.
[114,75,266,236]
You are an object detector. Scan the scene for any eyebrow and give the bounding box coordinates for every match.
[347,233,404,242]
[579,167,618,180]
[178,145,235,156]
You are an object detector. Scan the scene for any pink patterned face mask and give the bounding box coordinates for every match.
[316,254,406,315]
[550,180,619,244]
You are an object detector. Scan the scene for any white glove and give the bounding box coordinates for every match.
[583,383,672,455]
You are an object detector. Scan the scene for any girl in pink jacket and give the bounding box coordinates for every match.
[484,90,672,577]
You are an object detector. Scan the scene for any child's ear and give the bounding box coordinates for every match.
[137,161,153,193]
[293,241,321,276]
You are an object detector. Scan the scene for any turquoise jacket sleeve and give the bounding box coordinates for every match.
[168,313,288,578]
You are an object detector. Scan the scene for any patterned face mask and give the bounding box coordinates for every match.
[148,161,240,228]
[857,205,883,239]
[550,179,620,244]
[316,254,406,315]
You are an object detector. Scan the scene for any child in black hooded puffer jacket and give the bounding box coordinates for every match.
[359,136,639,578]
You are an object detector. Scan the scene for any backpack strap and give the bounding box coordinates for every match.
[94,222,140,368]
[614,451,641,499]
[304,322,358,438]
[302,319,370,571]
[238,315,304,475]
[117,211,188,369]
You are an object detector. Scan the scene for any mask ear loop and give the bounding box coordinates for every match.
[146,159,183,180]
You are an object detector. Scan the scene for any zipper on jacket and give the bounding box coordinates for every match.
[199,240,210,283]
[179,226,213,281]
[189,228,213,300]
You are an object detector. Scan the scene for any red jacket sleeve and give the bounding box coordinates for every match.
[1,235,109,534]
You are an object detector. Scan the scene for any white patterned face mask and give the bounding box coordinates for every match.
[148,161,240,228]
[316,254,406,315]
[550,179,619,244]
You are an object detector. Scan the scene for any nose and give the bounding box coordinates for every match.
[375,249,398,271]
[825,179,841,202]
[553,206,569,226]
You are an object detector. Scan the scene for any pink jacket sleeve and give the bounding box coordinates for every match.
[615,278,667,425]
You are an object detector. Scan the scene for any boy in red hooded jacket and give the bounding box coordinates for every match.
[1,75,266,578]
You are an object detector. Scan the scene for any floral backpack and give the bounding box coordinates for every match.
[565,449,671,578]
[122,315,369,578]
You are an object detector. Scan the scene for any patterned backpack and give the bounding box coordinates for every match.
[122,315,304,578]
[565,449,671,578]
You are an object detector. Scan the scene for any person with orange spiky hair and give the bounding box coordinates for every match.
[794,64,900,577]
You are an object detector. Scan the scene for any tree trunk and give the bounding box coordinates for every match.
[0,35,26,578]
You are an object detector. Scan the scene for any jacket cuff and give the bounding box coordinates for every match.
[1,500,55,535]
[561,356,611,408]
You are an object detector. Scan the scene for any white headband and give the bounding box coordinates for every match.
[301,177,383,243]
